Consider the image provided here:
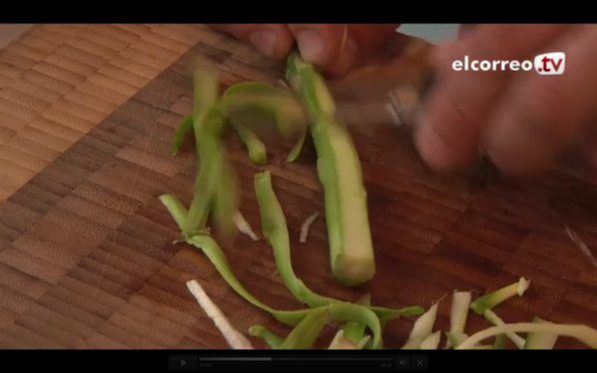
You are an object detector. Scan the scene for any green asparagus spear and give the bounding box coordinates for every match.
[285,52,375,286]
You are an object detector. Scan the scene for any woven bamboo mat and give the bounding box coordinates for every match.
[0,24,596,350]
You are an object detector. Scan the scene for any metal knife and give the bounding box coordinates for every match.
[220,69,436,136]
[331,72,436,130]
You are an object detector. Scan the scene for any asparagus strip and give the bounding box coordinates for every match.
[182,65,240,238]
[211,156,240,239]
[254,170,423,321]
[220,82,308,139]
[255,170,339,307]
[420,330,441,350]
[445,291,471,348]
[287,129,308,162]
[186,279,254,349]
[233,212,259,241]
[402,302,440,349]
[492,334,506,349]
[222,83,270,165]
[483,309,526,348]
[522,317,559,350]
[299,212,319,243]
[230,121,268,165]
[470,277,531,315]
[248,325,284,349]
[182,114,225,235]
[170,59,220,156]
[341,294,371,345]
[224,81,292,97]
[328,329,359,349]
[446,332,468,348]
[163,194,306,324]
[182,67,223,234]
[174,62,221,233]
[159,194,383,349]
[472,345,494,350]
[356,336,372,349]
[159,194,190,231]
[188,233,310,325]
[456,323,597,350]
[170,114,193,155]
[274,79,308,162]
[221,82,311,163]
[279,307,330,349]
[285,52,375,286]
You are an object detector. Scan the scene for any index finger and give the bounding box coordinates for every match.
[208,24,294,58]
[415,24,572,172]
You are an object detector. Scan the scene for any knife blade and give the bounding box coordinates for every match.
[220,70,436,137]
[335,73,433,127]
[332,72,435,130]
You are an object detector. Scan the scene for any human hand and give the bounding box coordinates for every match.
[416,24,597,175]
[208,24,400,77]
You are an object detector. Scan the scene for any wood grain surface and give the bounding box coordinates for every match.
[0,24,596,350]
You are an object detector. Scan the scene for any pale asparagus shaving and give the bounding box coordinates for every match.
[471,345,494,350]
[470,277,531,315]
[402,301,439,349]
[299,212,320,243]
[516,277,532,296]
[339,24,349,55]
[328,329,358,349]
[233,212,259,241]
[446,332,469,348]
[445,291,471,348]
[186,280,254,350]
[356,335,371,349]
[483,309,526,349]
[456,323,597,350]
[566,226,597,269]
[523,318,559,350]
[420,330,441,350]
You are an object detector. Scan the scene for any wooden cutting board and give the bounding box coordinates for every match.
[0,24,596,350]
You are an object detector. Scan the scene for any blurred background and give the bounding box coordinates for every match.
[398,23,460,43]
[0,24,33,48]
[0,24,461,49]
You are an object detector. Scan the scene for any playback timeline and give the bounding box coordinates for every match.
[168,354,430,372]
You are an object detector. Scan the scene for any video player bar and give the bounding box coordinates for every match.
[168,354,429,372]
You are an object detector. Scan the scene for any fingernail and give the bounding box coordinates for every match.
[415,120,454,171]
[296,30,327,64]
[345,37,358,53]
[249,31,277,57]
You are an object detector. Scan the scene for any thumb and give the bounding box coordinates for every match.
[208,24,294,59]
[288,24,401,78]
[288,24,347,66]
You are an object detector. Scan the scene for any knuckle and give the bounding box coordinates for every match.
[289,24,329,34]
[423,88,483,164]
[519,79,577,141]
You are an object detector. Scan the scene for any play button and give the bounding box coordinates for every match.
[168,355,196,371]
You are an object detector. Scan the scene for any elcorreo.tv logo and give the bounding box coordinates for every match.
[451,52,566,75]
[534,52,566,75]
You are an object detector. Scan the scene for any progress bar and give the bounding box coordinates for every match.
[199,357,394,362]
[169,354,429,372]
